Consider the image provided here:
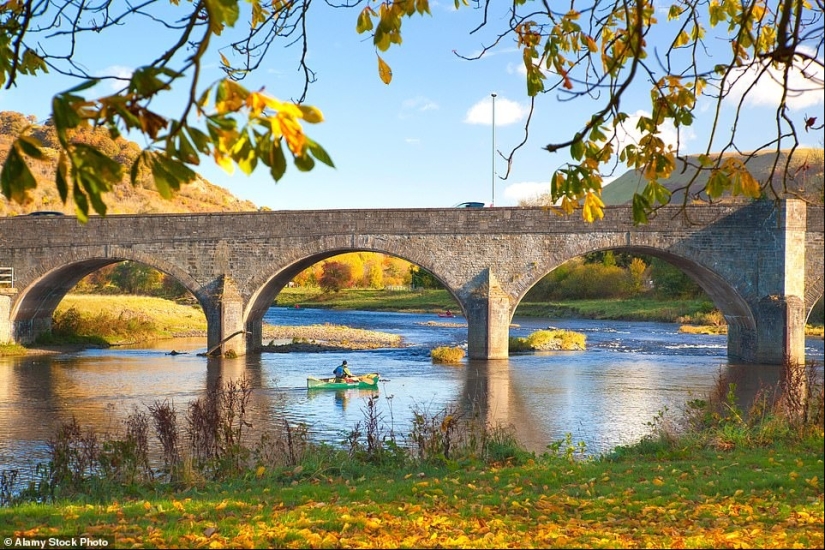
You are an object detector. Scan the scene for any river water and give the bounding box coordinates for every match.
[1,308,823,476]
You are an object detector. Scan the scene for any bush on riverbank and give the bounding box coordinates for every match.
[430,346,465,364]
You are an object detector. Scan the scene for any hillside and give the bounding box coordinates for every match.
[0,111,260,216]
[601,148,824,206]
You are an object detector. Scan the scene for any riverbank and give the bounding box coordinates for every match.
[0,295,409,357]
[275,288,723,322]
[2,406,822,548]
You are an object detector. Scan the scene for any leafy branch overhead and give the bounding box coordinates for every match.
[1,0,823,223]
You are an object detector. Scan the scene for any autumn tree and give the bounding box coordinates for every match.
[1,0,822,223]
[319,261,353,293]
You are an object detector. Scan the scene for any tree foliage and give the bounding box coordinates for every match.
[319,261,353,293]
[1,0,822,223]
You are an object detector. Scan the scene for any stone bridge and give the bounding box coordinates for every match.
[0,200,822,364]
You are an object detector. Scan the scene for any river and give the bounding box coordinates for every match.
[1,308,823,478]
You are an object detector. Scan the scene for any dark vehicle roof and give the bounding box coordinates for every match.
[26,211,65,216]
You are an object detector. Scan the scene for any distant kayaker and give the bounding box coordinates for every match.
[333,360,352,381]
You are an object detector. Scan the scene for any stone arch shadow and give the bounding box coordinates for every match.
[10,248,204,344]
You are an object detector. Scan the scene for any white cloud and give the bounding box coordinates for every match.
[723,49,824,111]
[399,96,439,120]
[464,96,528,126]
[96,65,133,91]
[502,181,551,204]
[506,61,527,76]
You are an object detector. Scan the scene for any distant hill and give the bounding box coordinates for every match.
[0,111,260,216]
[601,148,824,206]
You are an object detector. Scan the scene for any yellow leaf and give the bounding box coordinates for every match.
[298,105,324,123]
[652,477,664,486]
[215,500,228,511]
[256,466,266,478]
[275,112,307,155]
[378,55,393,84]
[582,191,605,222]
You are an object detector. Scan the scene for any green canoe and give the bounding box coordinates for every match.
[306,373,380,390]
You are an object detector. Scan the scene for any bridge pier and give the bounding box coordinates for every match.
[203,275,247,358]
[0,290,15,344]
[463,269,511,360]
[727,199,809,365]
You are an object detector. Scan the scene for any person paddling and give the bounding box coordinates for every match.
[333,360,352,381]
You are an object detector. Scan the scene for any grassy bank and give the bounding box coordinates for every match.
[275,288,719,322]
[53,294,208,343]
[2,387,822,548]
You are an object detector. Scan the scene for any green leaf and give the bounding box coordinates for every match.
[294,152,315,172]
[270,141,287,181]
[632,193,651,225]
[56,152,70,204]
[706,170,729,198]
[175,131,201,165]
[0,144,38,203]
[145,153,197,199]
[129,67,171,96]
[16,135,45,159]
[72,184,90,223]
[570,137,584,161]
[204,0,240,35]
[306,138,335,168]
[356,8,374,33]
[642,181,672,206]
[185,125,212,154]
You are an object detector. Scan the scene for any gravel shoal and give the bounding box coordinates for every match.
[261,323,403,352]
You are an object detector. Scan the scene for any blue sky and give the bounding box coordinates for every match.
[1,1,822,210]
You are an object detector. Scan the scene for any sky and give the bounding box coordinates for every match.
[1,1,823,211]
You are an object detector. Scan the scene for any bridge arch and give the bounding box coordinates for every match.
[10,248,205,344]
[805,282,824,325]
[243,240,463,349]
[509,243,759,363]
[514,245,755,328]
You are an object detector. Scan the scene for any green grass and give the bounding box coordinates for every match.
[41,294,207,347]
[0,342,28,356]
[2,430,821,548]
[275,287,460,312]
[275,288,723,323]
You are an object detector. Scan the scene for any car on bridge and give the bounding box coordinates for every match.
[453,202,491,208]
[26,211,65,216]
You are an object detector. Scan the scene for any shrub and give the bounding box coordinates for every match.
[510,329,586,352]
[430,346,465,364]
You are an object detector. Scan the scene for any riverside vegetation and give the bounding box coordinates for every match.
[0,363,822,548]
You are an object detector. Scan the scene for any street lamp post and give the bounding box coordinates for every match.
[491,93,496,207]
